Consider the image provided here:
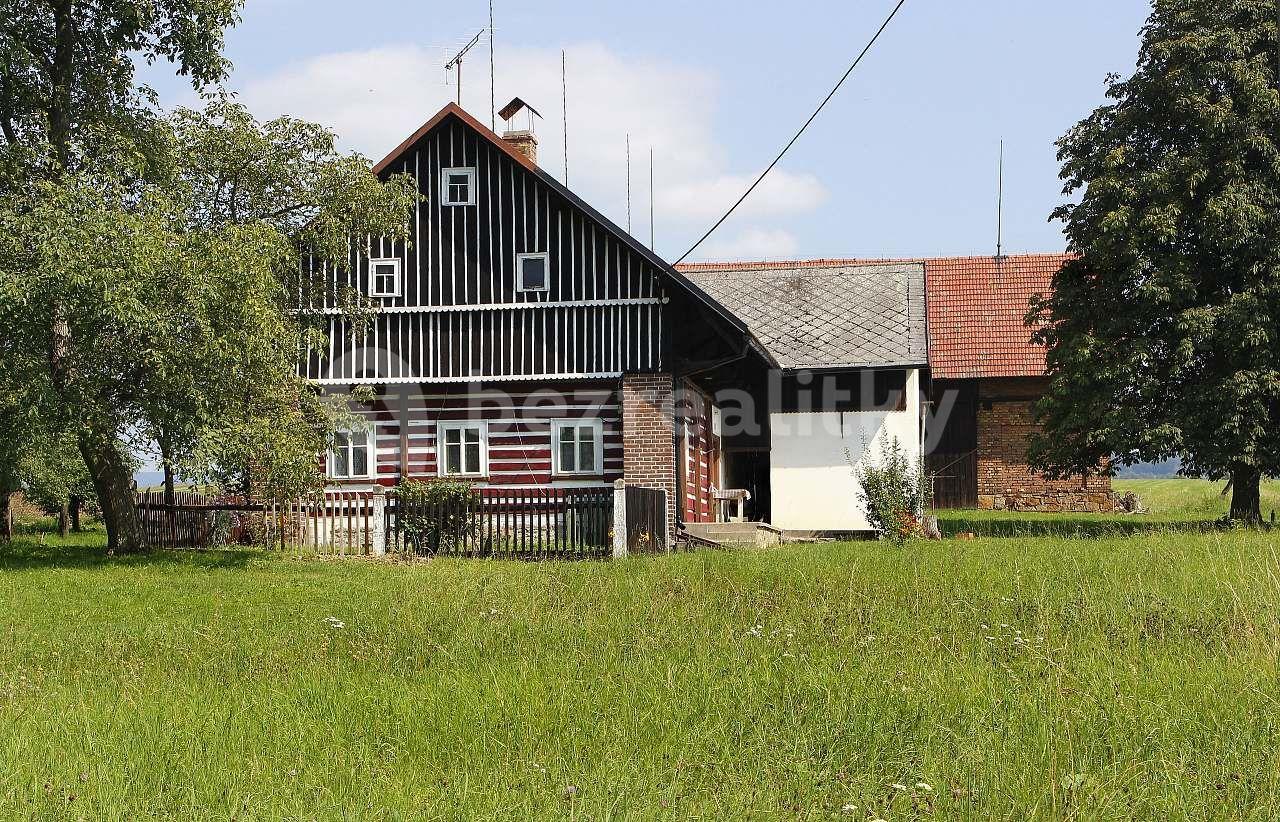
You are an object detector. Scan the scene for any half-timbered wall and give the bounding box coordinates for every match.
[330,381,623,488]
[300,114,667,384]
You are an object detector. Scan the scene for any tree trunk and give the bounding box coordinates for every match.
[0,490,12,543]
[78,428,145,552]
[1229,464,1262,523]
[161,437,176,548]
[57,501,69,537]
[69,496,82,531]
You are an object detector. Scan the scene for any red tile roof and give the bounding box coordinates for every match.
[677,253,1073,379]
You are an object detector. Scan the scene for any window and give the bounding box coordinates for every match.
[329,430,373,479]
[552,419,603,475]
[441,167,476,206]
[437,421,487,477]
[369,258,401,297]
[516,252,549,292]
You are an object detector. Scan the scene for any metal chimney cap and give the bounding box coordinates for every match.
[499,97,543,121]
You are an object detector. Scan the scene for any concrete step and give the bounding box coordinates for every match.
[683,522,782,547]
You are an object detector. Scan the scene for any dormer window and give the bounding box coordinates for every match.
[516,252,549,292]
[369,258,401,297]
[441,167,476,206]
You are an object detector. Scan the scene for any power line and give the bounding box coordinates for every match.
[674,0,908,264]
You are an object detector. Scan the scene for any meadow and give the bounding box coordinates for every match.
[0,478,1278,820]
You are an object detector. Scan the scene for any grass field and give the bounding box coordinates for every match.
[2,480,1279,819]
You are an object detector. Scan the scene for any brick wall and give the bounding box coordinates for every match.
[976,377,1118,513]
[621,373,677,542]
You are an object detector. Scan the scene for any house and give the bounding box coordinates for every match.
[920,253,1117,513]
[678,261,928,533]
[299,101,775,542]
[682,254,1118,515]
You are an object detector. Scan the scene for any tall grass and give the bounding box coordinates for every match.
[2,523,1279,819]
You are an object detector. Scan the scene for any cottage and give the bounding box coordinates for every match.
[300,102,774,543]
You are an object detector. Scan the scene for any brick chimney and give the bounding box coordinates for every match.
[503,129,537,164]
[498,97,542,166]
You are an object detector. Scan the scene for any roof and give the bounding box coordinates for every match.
[372,104,773,364]
[680,262,928,370]
[678,253,1072,379]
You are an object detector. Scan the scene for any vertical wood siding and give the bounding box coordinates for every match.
[300,115,667,384]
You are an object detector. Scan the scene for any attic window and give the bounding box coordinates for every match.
[516,252,549,292]
[369,258,401,297]
[441,167,476,206]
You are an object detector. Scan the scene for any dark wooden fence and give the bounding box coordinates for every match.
[623,485,667,553]
[389,487,612,559]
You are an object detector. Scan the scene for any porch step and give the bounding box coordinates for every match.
[682,522,783,548]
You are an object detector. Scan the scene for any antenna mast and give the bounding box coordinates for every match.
[445,29,484,106]
[649,147,655,251]
[561,50,569,185]
[996,139,1004,258]
[488,1,496,129]
[626,134,632,233]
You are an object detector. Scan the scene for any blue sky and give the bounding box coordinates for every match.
[143,0,1153,263]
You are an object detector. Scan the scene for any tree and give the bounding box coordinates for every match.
[1030,0,1280,522]
[1,0,242,551]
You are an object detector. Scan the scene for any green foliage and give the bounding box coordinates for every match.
[396,478,478,552]
[853,437,930,543]
[1031,1,1280,518]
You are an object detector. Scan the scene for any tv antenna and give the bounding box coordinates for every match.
[445,29,485,105]
[996,139,1005,259]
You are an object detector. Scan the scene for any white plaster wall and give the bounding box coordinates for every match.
[770,369,922,532]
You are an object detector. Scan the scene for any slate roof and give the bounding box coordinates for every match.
[679,253,1072,379]
[680,262,927,370]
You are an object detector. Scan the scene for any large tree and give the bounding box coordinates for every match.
[1030,0,1280,521]
[0,3,417,550]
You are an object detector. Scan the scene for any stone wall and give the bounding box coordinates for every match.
[621,373,677,542]
[976,377,1120,513]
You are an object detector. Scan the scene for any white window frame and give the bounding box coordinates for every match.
[368,258,402,298]
[515,251,550,293]
[551,419,605,476]
[436,420,488,478]
[327,428,376,480]
[440,167,476,206]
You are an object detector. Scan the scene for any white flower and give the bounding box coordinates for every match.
[890,782,909,792]
[323,616,345,630]
[747,624,764,638]
[916,781,933,792]
[841,803,857,814]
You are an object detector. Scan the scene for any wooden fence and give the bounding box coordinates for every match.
[134,490,377,553]
[389,487,613,559]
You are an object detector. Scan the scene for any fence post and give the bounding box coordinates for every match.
[370,489,387,557]
[612,479,627,560]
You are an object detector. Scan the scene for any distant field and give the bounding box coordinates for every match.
[1115,477,1280,520]
[2,521,1280,819]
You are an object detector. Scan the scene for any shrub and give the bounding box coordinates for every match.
[395,478,477,553]
[852,437,931,543]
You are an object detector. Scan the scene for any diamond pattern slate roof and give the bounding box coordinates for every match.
[681,262,927,370]
[679,254,1071,379]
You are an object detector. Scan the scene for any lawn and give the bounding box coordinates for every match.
[2,491,1279,819]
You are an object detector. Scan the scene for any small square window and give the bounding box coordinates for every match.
[437,421,487,477]
[516,252,549,292]
[328,429,373,479]
[552,419,603,475]
[369,258,401,297]
[441,167,476,206]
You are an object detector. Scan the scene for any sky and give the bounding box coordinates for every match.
[141,0,1154,265]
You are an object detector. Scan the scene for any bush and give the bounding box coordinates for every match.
[396,478,477,553]
[853,437,931,543]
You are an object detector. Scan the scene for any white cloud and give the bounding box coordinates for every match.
[695,227,800,261]
[237,42,826,243]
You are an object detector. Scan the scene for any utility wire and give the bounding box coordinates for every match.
[674,0,908,264]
